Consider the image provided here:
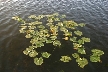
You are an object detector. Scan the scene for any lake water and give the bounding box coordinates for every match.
[0,0,108,72]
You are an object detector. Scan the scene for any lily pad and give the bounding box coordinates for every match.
[90,55,100,62]
[91,49,104,56]
[81,37,90,42]
[34,57,43,65]
[46,40,53,43]
[78,39,84,44]
[79,23,85,27]
[78,48,86,54]
[29,50,38,57]
[50,36,57,40]
[76,58,88,68]
[53,40,61,46]
[74,30,82,36]
[64,32,72,36]
[72,53,80,59]
[19,29,25,33]
[37,25,45,29]
[60,56,71,62]
[25,34,32,38]
[41,52,51,58]
[70,37,77,42]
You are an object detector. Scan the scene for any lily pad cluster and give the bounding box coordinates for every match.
[90,49,104,62]
[12,13,104,68]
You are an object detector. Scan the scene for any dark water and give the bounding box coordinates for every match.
[0,0,108,72]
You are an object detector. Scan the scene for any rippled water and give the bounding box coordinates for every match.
[0,0,108,72]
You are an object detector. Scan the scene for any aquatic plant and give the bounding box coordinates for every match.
[12,13,104,68]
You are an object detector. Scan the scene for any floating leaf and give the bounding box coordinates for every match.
[29,50,38,57]
[61,15,66,18]
[79,23,85,27]
[53,13,59,16]
[42,52,51,58]
[54,18,60,21]
[37,25,45,29]
[57,22,63,26]
[72,53,80,59]
[70,37,77,42]
[28,26,36,29]
[81,37,90,42]
[91,49,104,56]
[46,40,53,43]
[53,40,61,46]
[60,56,71,62]
[78,39,84,44]
[73,43,82,49]
[28,15,36,19]
[23,50,30,55]
[90,55,100,62]
[25,34,32,38]
[23,47,33,55]
[46,22,53,25]
[60,27,68,32]
[19,29,25,33]
[34,57,43,65]
[78,48,86,54]
[74,30,82,36]
[63,32,72,36]
[50,36,57,40]
[76,58,88,68]
[12,16,25,23]
[90,49,104,62]
[47,19,53,22]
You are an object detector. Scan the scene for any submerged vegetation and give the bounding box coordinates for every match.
[12,13,104,68]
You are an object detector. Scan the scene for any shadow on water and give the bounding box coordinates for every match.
[0,0,108,72]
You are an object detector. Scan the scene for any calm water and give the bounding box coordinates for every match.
[0,0,108,72]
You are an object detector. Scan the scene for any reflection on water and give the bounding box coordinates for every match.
[0,0,108,72]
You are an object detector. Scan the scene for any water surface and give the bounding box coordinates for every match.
[0,0,108,72]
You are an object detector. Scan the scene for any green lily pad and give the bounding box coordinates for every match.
[61,15,66,18]
[63,32,72,36]
[91,49,104,56]
[25,34,32,38]
[29,50,38,57]
[50,36,57,40]
[60,56,71,62]
[23,47,33,55]
[37,25,45,29]
[46,40,53,43]
[72,53,80,59]
[19,29,25,33]
[70,37,77,42]
[46,23,53,26]
[78,39,84,44]
[28,15,36,19]
[90,55,100,62]
[79,23,85,27]
[76,58,88,68]
[60,27,68,32]
[57,22,64,26]
[81,37,90,42]
[34,57,43,65]
[74,30,82,36]
[53,13,59,16]
[41,52,51,58]
[28,26,36,29]
[78,48,86,54]
[73,43,82,49]
[54,18,60,21]
[53,40,61,46]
